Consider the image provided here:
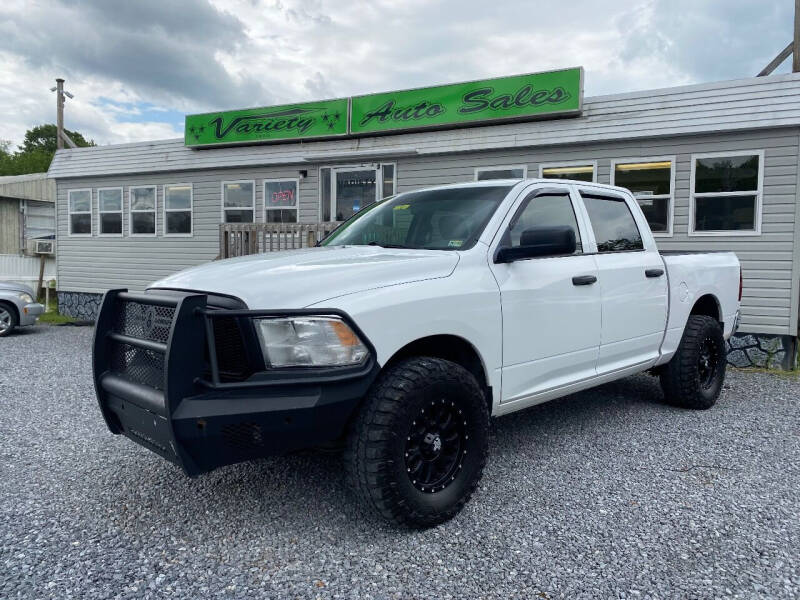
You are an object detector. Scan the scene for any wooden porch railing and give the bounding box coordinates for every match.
[219,222,341,259]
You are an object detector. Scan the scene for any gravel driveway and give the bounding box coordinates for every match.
[1,325,799,599]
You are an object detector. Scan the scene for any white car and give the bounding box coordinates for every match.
[92,179,741,527]
[0,282,44,337]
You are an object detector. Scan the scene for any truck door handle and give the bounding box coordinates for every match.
[645,268,664,278]
[572,275,597,286]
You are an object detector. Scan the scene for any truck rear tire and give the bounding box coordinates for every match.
[345,356,489,528]
[660,315,726,410]
[0,302,18,337]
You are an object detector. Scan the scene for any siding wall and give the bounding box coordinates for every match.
[56,127,800,336]
[0,173,54,203]
[0,253,56,287]
[0,198,21,254]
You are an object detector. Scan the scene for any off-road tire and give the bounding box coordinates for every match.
[345,357,489,528]
[660,315,726,410]
[0,302,18,337]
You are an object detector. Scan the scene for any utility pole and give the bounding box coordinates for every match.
[794,0,800,72]
[55,78,65,149]
[50,78,77,149]
[757,0,800,75]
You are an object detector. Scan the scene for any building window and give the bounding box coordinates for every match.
[382,163,396,198]
[68,188,92,236]
[222,180,255,223]
[320,167,332,221]
[129,186,156,236]
[611,159,674,236]
[690,151,763,235]
[540,162,596,182]
[264,179,299,223]
[164,184,192,235]
[581,192,644,252]
[98,187,123,236]
[319,164,396,222]
[475,165,527,181]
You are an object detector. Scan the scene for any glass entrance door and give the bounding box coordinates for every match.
[332,167,378,222]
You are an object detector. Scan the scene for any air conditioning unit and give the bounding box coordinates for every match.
[34,239,55,255]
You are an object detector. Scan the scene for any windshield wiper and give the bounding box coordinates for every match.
[366,241,410,249]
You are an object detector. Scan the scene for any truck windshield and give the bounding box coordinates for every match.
[321,185,512,250]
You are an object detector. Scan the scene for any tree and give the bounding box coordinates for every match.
[0,124,95,176]
[20,124,94,154]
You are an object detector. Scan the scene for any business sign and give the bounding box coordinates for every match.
[184,68,582,147]
[185,98,348,147]
[350,67,582,135]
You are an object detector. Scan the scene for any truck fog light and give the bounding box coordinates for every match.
[254,316,369,368]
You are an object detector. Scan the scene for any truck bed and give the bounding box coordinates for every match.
[656,251,740,365]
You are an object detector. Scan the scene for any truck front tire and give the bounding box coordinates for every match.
[660,315,726,410]
[345,357,489,528]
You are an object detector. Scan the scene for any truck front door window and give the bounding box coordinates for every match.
[507,192,581,252]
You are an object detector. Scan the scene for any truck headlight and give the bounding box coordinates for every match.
[18,293,33,304]
[254,316,369,368]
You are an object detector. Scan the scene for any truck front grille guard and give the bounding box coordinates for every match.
[93,289,209,476]
[93,290,376,476]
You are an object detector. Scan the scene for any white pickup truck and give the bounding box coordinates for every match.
[92,179,741,528]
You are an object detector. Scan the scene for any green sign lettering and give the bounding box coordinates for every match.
[350,67,582,135]
[185,98,348,147]
[184,68,583,148]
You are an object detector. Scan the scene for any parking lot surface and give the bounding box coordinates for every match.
[1,325,799,599]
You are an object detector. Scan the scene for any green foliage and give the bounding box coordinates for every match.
[21,124,94,154]
[0,124,95,176]
[38,308,77,325]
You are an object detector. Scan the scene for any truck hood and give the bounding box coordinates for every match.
[149,246,459,308]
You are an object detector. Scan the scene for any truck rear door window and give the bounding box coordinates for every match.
[581,193,643,252]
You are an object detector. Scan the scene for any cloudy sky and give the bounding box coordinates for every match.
[0,0,794,148]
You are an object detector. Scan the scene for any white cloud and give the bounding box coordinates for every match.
[0,0,794,148]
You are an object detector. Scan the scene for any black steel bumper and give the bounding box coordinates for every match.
[92,289,378,476]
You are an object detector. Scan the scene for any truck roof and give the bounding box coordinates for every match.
[407,178,631,196]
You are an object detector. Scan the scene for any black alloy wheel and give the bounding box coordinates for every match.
[405,399,468,493]
[697,335,720,391]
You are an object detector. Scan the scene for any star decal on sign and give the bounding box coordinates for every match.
[321,111,341,131]
[188,124,206,141]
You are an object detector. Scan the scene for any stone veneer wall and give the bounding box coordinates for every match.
[54,290,799,370]
[726,333,798,370]
[58,291,102,321]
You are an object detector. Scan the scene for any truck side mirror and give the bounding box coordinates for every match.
[494,226,576,263]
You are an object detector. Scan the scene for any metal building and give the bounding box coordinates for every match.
[0,173,56,288]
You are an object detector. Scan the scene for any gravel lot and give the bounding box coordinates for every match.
[1,325,799,599]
